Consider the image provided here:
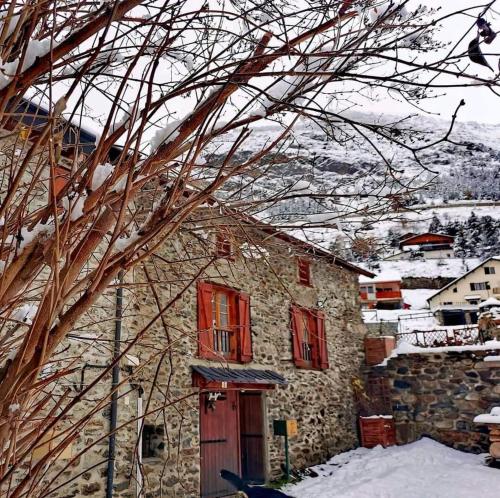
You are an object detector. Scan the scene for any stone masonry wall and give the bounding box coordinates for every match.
[39,218,368,498]
[371,351,500,453]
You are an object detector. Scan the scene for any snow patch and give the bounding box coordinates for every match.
[11,303,38,324]
[91,163,114,190]
[150,120,182,151]
[474,407,500,425]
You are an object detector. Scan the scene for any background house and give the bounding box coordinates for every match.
[428,256,500,325]
[359,272,404,310]
[385,232,455,261]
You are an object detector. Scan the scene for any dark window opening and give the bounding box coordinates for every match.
[142,424,165,459]
[215,230,233,258]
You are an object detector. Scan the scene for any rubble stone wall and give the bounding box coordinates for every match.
[371,351,500,453]
[46,222,368,498]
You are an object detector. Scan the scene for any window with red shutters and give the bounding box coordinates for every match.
[297,258,312,286]
[215,229,233,259]
[290,305,328,370]
[197,281,252,362]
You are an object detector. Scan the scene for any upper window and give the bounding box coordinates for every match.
[215,229,233,259]
[485,267,496,275]
[290,305,328,370]
[297,258,312,286]
[470,282,489,291]
[197,281,252,362]
[453,287,457,293]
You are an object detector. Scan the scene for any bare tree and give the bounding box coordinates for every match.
[0,0,498,495]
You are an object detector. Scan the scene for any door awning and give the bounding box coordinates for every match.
[192,366,287,389]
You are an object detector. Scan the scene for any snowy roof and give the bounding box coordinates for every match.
[359,270,401,284]
[399,232,454,247]
[427,256,500,303]
[479,297,500,308]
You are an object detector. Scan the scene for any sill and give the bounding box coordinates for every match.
[215,254,235,262]
[298,281,313,288]
[197,356,244,364]
[294,363,327,371]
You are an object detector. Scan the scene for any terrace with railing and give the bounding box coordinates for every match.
[395,325,487,348]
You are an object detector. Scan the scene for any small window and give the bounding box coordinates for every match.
[443,301,453,305]
[215,229,232,258]
[453,288,457,293]
[298,258,311,286]
[485,267,496,275]
[142,424,164,459]
[470,282,488,291]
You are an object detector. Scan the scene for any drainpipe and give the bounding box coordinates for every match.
[106,271,124,498]
[136,387,144,498]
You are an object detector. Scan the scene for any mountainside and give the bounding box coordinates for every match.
[208,113,500,259]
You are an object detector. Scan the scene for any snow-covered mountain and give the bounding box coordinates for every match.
[208,113,500,257]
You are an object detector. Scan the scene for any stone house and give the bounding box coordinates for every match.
[93,213,373,498]
[428,256,500,325]
[0,103,373,497]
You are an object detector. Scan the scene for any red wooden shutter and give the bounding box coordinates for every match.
[238,292,252,363]
[290,305,308,368]
[316,310,329,369]
[197,281,217,359]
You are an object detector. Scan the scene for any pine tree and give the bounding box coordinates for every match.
[453,227,467,258]
[429,215,443,233]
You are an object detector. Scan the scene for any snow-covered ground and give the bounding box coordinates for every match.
[401,288,434,309]
[360,258,480,279]
[285,438,500,498]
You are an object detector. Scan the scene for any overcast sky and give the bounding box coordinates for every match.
[367,0,500,124]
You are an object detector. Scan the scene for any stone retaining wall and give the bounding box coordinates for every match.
[370,351,500,453]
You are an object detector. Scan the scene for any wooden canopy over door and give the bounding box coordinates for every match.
[200,390,240,497]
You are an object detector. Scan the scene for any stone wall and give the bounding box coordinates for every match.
[43,219,369,498]
[370,351,500,453]
[401,276,455,290]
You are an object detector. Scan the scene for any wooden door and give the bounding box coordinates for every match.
[239,392,265,484]
[200,391,240,497]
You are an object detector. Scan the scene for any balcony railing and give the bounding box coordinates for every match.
[376,290,402,299]
[301,341,312,362]
[360,290,402,300]
[213,328,234,355]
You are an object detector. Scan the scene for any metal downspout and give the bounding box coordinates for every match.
[106,271,124,498]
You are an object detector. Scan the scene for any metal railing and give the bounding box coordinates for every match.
[302,341,312,361]
[213,328,233,354]
[395,325,484,347]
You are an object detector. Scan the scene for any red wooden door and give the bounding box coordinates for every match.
[239,392,265,484]
[200,391,240,497]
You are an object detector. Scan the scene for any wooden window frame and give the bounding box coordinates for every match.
[290,305,328,370]
[215,229,234,260]
[197,281,252,363]
[297,258,312,287]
